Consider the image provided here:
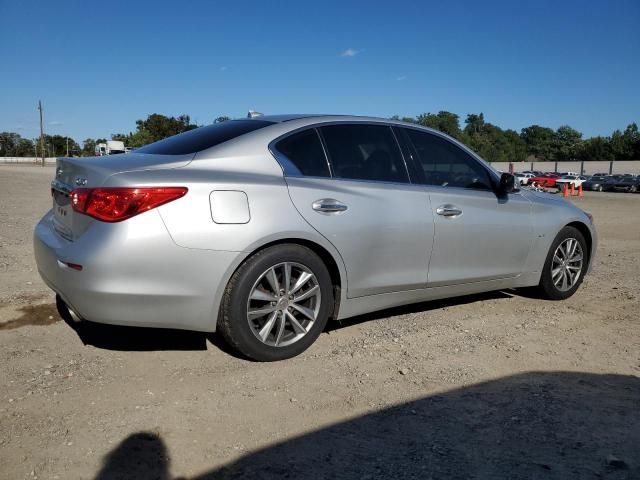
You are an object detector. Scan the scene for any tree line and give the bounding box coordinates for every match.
[391,112,640,162]
[1,112,638,162]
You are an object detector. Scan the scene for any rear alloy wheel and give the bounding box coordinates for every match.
[631,185,638,193]
[246,262,321,348]
[537,226,587,300]
[598,185,603,192]
[218,244,333,361]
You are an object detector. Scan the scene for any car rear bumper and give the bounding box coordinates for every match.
[33,210,242,332]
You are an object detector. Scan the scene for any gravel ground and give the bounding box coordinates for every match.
[0,164,638,479]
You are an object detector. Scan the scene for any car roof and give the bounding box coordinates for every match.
[245,113,419,127]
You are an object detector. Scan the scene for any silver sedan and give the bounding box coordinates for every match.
[34,115,597,360]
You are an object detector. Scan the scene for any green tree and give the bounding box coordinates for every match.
[577,136,613,161]
[416,111,462,139]
[520,125,556,161]
[135,113,197,143]
[553,125,582,161]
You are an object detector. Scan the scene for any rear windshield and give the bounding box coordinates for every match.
[136,120,275,155]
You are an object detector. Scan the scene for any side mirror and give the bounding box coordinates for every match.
[497,172,519,195]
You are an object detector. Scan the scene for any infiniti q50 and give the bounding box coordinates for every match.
[34,115,597,361]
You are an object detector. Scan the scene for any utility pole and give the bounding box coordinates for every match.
[38,100,45,166]
[66,137,69,157]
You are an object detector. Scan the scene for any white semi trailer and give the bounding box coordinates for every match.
[95,140,126,156]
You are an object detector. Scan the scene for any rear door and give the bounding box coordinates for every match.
[277,124,434,298]
[400,127,534,286]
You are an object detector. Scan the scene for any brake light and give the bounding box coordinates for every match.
[70,187,187,222]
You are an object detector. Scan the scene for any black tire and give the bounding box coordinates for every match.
[218,244,333,361]
[536,226,588,300]
[597,185,603,192]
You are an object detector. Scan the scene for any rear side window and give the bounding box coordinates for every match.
[274,129,330,177]
[320,124,409,183]
[404,129,493,190]
[136,120,275,155]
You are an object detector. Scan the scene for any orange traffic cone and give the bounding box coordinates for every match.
[570,183,575,196]
[563,183,569,197]
[578,184,583,197]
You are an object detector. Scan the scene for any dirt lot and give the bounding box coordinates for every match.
[0,165,638,479]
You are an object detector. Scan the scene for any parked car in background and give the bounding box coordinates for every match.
[34,115,597,361]
[592,173,609,177]
[608,175,640,193]
[515,172,535,185]
[555,175,586,190]
[583,176,610,192]
[529,173,560,188]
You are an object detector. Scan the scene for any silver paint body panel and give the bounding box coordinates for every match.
[33,115,597,332]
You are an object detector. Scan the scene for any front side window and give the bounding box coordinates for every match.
[404,129,493,190]
[274,129,330,177]
[320,124,409,183]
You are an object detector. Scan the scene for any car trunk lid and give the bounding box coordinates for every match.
[51,153,193,240]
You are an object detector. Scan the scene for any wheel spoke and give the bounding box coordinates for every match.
[552,266,563,279]
[274,314,286,346]
[553,254,562,264]
[248,305,276,319]
[283,263,292,294]
[293,285,319,303]
[568,253,583,263]
[290,272,312,295]
[561,269,569,290]
[285,310,306,334]
[250,288,277,302]
[291,303,315,321]
[258,311,278,341]
[266,267,280,294]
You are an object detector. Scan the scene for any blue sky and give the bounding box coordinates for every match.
[1,0,638,142]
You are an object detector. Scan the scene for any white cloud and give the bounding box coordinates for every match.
[396,76,406,81]
[219,66,228,71]
[48,121,63,126]
[340,48,359,57]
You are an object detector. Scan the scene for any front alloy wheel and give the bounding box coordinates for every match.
[537,226,588,300]
[550,238,584,292]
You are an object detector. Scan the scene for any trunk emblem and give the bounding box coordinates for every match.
[56,167,63,177]
[75,177,87,186]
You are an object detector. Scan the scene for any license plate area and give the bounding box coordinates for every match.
[52,182,74,240]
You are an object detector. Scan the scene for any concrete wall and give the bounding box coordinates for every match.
[492,160,640,175]
[1,157,57,164]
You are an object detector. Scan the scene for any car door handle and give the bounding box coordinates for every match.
[436,205,463,217]
[312,199,348,213]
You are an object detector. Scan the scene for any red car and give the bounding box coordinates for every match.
[529,173,560,188]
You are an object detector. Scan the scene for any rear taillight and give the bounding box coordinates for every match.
[70,187,187,222]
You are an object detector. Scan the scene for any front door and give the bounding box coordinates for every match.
[399,127,533,286]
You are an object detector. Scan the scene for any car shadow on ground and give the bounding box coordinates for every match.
[325,290,514,332]
[93,371,639,479]
[59,290,534,355]
[59,291,515,354]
